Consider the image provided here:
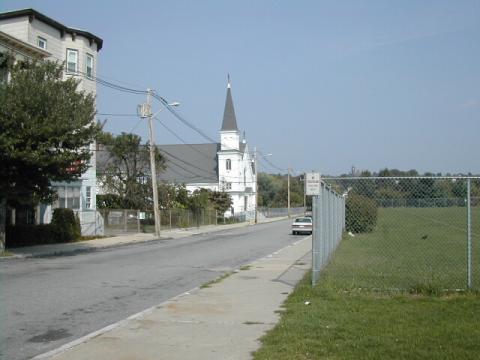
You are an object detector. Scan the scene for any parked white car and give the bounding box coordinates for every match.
[291,217,313,235]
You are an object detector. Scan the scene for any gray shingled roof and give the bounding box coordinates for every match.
[221,86,238,131]
[97,142,249,186]
[157,143,219,184]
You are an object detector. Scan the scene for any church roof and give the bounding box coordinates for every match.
[97,142,249,186]
[221,82,239,131]
[157,143,220,184]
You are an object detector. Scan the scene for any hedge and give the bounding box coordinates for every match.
[6,208,81,247]
[345,194,378,233]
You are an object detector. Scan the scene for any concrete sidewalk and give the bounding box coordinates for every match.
[34,236,311,360]
[5,216,289,259]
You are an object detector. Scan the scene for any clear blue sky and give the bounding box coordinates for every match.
[2,0,479,175]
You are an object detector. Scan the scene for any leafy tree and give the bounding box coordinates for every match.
[0,57,99,251]
[157,183,190,209]
[96,194,136,209]
[257,173,305,208]
[346,194,378,233]
[187,189,210,210]
[97,131,166,209]
[209,191,233,215]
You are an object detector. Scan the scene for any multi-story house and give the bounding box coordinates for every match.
[0,8,103,234]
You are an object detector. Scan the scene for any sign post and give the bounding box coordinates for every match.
[306,172,321,285]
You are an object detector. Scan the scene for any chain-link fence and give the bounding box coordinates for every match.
[99,208,252,236]
[311,184,345,285]
[319,176,479,291]
[258,207,306,218]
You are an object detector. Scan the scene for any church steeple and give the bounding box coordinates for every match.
[221,75,239,131]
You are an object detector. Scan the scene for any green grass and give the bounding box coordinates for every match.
[79,235,108,241]
[254,274,480,360]
[326,206,480,290]
[254,206,480,359]
[200,272,233,288]
[0,250,14,257]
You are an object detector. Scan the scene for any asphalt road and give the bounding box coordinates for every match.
[0,219,308,360]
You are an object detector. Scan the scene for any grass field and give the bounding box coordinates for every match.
[253,275,480,360]
[253,206,480,359]
[324,206,480,290]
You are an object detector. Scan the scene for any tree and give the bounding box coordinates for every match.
[157,183,189,209]
[97,131,166,209]
[0,57,99,251]
[209,191,233,215]
[257,173,305,208]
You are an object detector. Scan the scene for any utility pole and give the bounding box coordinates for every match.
[254,147,259,224]
[287,167,291,218]
[139,89,161,237]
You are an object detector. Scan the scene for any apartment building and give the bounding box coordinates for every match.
[0,8,103,234]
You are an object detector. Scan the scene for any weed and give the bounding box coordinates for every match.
[200,272,233,288]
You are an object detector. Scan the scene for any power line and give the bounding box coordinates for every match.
[97,113,137,117]
[153,117,214,160]
[152,93,217,144]
[258,151,286,172]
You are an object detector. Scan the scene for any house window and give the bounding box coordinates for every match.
[225,182,232,190]
[66,49,78,74]
[226,159,231,170]
[54,186,80,209]
[86,53,94,79]
[37,36,47,50]
[85,186,92,209]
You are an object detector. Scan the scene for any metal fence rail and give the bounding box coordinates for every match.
[319,176,480,290]
[98,208,252,236]
[258,207,306,218]
[311,183,345,285]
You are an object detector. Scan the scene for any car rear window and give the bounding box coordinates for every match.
[295,218,312,223]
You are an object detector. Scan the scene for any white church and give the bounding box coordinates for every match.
[157,79,257,217]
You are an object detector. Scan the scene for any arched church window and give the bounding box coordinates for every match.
[226,159,231,170]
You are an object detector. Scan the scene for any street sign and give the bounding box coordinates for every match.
[306,172,321,195]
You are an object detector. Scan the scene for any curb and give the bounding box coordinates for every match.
[4,216,294,260]
[31,235,311,360]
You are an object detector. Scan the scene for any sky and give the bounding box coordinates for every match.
[1,0,479,176]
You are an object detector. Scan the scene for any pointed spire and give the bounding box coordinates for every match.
[221,74,238,131]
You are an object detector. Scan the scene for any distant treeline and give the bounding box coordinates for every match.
[332,168,480,202]
[258,169,480,209]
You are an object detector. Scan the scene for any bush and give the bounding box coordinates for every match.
[6,224,61,247]
[346,194,378,233]
[51,208,81,242]
[5,208,81,247]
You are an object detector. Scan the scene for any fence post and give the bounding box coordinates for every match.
[169,209,172,229]
[123,209,127,232]
[312,194,320,286]
[467,178,472,289]
[137,210,140,233]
